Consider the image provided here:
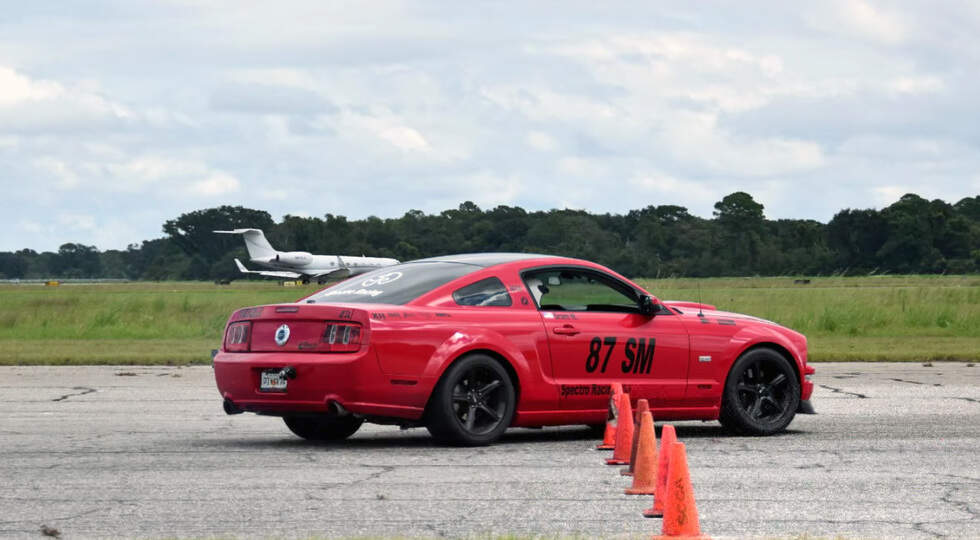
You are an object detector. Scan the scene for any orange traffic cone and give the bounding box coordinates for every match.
[622,399,651,476]
[596,383,623,450]
[653,442,709,540]
[625,411,658,494]
[643,424,676,518]
[605,393,633,465]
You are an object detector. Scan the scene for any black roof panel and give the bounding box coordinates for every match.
[412,252,553,267]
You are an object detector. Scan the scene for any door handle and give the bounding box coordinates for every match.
[552,324,580,336]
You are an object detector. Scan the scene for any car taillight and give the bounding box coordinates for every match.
[322,322,362,352]
[224,321,251,352]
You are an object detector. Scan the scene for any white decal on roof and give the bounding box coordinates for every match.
[320,288,384,298]
[361,271,402,287]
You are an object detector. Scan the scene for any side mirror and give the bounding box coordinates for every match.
[639,294,657,317]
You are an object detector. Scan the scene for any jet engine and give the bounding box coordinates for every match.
[275,252,313,266]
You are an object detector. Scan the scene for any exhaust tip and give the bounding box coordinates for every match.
[223,399,244,415]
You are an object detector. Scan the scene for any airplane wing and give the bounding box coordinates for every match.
[308,267,352,281]
[214,229,261,234]
[234,258,303,279]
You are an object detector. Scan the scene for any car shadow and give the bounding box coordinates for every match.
[199,422,806,450]
[202,425,601,450]
[668,423,808,439]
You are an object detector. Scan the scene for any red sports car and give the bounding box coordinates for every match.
[213,253,815,445]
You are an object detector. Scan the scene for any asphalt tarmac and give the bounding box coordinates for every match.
[1,363,978,539]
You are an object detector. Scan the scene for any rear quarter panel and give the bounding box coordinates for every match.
[367,306,556,415]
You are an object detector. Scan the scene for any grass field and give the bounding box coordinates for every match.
[1,275,978,364]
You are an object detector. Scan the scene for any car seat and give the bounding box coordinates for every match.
[526,278,547,306]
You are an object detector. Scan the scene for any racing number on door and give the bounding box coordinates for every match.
[584,336,655,374]
[585,337,616,373]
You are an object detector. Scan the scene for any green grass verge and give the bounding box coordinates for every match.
[1,276,978,365]
[2,338,216,365]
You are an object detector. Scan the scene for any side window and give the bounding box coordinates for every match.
[453,277,513,307]
[524,269,637,312]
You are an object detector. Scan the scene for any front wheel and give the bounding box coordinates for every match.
[425,354,516,446]
[719,348,800,435]
[283,414,364,441]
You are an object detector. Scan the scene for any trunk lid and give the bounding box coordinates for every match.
[227,303,371,353]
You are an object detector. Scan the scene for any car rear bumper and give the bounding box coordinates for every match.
[213,349,429,420]
[801,364,815,401]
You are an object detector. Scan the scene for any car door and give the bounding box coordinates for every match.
[524,267,690,412]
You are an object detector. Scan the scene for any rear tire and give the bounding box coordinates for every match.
[426,354,516,446]
[719,348,800,435]
[283,414,364,441]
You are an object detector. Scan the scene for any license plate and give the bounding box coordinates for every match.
[260,369,287,392]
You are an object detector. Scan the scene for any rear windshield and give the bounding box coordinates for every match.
[304,262,477,305]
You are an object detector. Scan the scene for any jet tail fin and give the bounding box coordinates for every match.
[214,228,277,259]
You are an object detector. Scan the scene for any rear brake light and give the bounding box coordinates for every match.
[322,322,362,352]
[224,321,251,352]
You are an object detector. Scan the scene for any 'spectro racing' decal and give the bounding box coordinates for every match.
[560,383,634,398]
[585,336,655,374]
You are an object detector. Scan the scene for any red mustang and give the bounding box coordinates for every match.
[213,253,814,445]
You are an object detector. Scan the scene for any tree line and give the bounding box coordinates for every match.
[2,192,978,280]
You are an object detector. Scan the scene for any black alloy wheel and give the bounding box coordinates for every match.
[283,414,364,441]
[426,354,516,446]
[719,348,800,435]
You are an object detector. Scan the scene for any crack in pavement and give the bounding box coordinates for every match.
[940,485,980,520]
[423,522,449,538]
[51,387,96,402]
[361,465,396,482]
[955,397,979,404]
[0,507,105,526]
[888,378,944,387]
[912,521,947,539]
[818,384,868,399]
[890,377,926,384]
[941,474,980,482]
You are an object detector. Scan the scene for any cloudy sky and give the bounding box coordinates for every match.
[2,1,979,252]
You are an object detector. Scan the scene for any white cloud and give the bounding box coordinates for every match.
[0,66,134,132]
[188,172,240,197]
[57,213,97,231]
[526,131,558,151]
[26,153,243,200]
[17,220,43,234]
[873,186,915,207]
[33,157,80,188]
[886,76,945,95]
[480,85,619,123]
[259,189,290,201]
[342,111,432,153]
[0,66,63,105]
[657,110,826,177]
[424,171,525,211]
[379,125,430,152]
[556,156,607,178]
[629,173,715,206]
[1,2,979,252]
[821,0,909,45]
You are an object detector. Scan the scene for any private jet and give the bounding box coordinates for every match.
[214,228,399,283]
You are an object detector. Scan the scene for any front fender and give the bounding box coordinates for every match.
[735,325,804,363]
[724,324,809,398]
[687,320,808,408]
